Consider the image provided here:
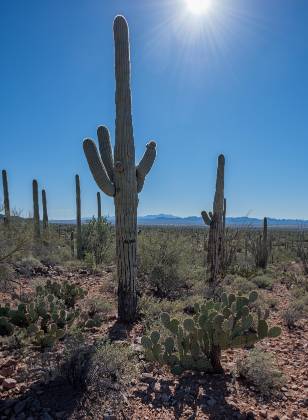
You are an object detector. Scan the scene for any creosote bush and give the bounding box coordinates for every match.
[251,274,274,290]
[82,217,113,266]
[236,349,285,396]
[142,291,281,374]
[138,233,190,298]
[283,294,308,329]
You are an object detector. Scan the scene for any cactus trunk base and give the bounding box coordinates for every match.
[209,345,223,373]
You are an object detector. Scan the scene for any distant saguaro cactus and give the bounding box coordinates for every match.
[223,198,227,230]
[32,180,41,239]
[201,155,225,287]
[255,217,270,269]
[83,16,157,322]
[97,192,102,221]
[2,170,10,225]
[75,175,82,260]
[70,231,74,258]
[42,189,48,231]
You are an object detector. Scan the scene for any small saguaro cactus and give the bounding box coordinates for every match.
[97,192,102,221]
[32,180,41,239]
[2,170,10,225]
[75,175,83,260]
[42,189,48,231]
[201,154,225,287]
[83,16,157,322]
[255,217,270,269]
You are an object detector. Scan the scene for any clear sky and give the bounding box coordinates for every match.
[1,0,308,220]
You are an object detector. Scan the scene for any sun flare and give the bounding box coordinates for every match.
[185,0,213,15]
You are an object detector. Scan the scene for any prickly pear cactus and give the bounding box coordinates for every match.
[83,16,156,322]
[141,291,281,374]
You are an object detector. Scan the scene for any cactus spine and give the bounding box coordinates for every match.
[83,16,156,322]
[32,180,40,239]
[42,189,48,231]
[201,155,225,287]
[2,170,10,225]
[75,175,82,260]
[97,192,102,221]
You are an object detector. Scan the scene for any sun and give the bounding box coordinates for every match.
[185,0,213,15]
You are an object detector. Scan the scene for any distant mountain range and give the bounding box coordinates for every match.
[47,214,308,228]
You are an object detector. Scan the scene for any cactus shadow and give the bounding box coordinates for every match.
[135,372,244,419]
[0,377,83,419]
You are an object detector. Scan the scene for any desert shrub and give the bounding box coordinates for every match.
[87,298,113,319]
[59,337,138,413]
[15,256,43,277]
[236,349,285,396]
[251,274,273,290]
[229,276,256,294]
[0,263,15,291]
[82,218,113,266]
[138,234,189,298]
[266,296,278,310]
[80,298,114,328]
[283,294,308,329]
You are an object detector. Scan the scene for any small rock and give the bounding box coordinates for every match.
[260,410,268,418]
[3,378,17,390]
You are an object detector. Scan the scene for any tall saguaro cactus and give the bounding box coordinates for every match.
[2,170,10,225]
[97,192,102,221]
[75,175,83,260]
[201,155,225,287]
[42,189,48,231]
[83,16,157,322]
[32,180,41,239]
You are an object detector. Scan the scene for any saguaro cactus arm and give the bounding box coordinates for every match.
[83,139,115,197]
[201,211,212,226]
[97,126,114,182]
[136,141,157,193]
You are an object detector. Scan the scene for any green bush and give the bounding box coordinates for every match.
[283,294,308,328]
[82,218,113,266]
[138,234,189,298]
[251,274,273,290]
[59,337,138,413]
[236,349,285,396]
[230,276,256,294]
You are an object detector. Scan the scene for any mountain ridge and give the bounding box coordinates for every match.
[47,214,308,227]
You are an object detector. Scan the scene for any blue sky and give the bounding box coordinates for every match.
[1,0,308,219]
